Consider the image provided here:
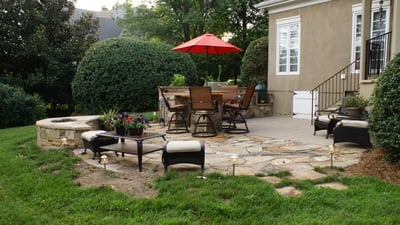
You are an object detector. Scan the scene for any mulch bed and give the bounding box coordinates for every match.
[345,148,400,185]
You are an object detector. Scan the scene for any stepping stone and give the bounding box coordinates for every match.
[276,186,302,197]
[315,182,348,190]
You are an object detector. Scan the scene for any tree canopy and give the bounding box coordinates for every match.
[0,0,99,116]
[117,0,268,82]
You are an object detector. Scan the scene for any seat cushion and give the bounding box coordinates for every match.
[337,120,368,128]
[165,141,202,153]
[316,115,331,122]
[81,130,107,141]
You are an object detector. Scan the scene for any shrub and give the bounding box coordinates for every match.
[170,74,186,86]
[0,83,46,128]
[369,53,400,162]
[240,37,268,86]
[72,38,197,114]
[343,95,369,110]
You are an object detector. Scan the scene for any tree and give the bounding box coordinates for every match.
[117,0,268,83]
[0,0,98,116]
[118,0,218,44]
[240,37,268,86]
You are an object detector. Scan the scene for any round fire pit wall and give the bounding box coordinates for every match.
[36,115,101,149]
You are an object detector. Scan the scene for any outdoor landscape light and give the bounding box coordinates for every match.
[230,154,238,176]
[329,145,336,168]
[100,154,109,173]
[61,138,67,147]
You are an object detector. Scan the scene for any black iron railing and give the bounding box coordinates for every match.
[365,31,391,80]
[311,60,360,121]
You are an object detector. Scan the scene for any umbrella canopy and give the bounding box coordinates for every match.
[172,33,242,54]
[172,33,242,84]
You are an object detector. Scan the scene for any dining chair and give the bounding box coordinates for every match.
[160,87,190,134]
[220,85,238,121]
[190,86,217,137]
[220,85,238,104]
[223,83,256,134]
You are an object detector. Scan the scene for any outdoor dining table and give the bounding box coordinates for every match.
[174,91,226,131]
[97,132,166,172]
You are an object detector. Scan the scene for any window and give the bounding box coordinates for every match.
[351,2,390,71]
[276,16,301,75]
[353,13,362,70]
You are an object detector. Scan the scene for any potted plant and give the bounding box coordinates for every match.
[112,112,129,135]
[343,95,369,116]
[123,113,149,136]
[100,108,119,131]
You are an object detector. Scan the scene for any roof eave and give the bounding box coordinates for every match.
[254,0,296,10]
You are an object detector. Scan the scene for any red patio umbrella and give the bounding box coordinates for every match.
[172,33,242,84]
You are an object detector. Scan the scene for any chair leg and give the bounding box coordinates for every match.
[225,112,249,134]
[192,114,217,137]
[166,112,189,134]
[222,110,238,130]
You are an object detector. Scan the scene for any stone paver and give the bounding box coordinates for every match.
[75,125,367,178]
[73,117,369,196]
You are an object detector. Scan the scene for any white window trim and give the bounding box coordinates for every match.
[276,16,301,76]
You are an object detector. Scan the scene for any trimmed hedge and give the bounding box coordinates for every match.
[72,38,197,114]
[369,52,400,162]
[0,83,46,128]
[239,37,268,86]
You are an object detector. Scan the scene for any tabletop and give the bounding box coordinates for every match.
[174,90,227,98]
[98,131,166,141]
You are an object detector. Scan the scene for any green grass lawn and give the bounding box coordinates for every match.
[1,126,400,225]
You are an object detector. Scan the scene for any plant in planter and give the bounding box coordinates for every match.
[100,108,119,131]
[343,95,369,116]
[112,112,129,135]
[110,112,150,136]
[123,113,149,135]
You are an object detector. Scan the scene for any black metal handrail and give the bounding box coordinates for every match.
[365,31,392,80]
[311,60,360,122]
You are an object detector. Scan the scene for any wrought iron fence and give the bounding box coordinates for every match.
[365,31,392,80]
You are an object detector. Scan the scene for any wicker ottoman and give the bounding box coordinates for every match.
[81,130,118,161]
[333,120,372,147]
[162,141,205,172]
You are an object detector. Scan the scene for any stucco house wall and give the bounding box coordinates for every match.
[265,0,359,115]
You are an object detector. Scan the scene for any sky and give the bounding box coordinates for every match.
[75,0,138,11]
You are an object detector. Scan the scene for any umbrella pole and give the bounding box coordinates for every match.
[205,47,209,86]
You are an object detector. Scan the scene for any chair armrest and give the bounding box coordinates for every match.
[314,108,339,119]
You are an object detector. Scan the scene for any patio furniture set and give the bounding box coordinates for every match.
[313,108,372,147]
[161,84,256,137]
[81,85,371,175]
[81,130,205,173]
[80,84,256,173]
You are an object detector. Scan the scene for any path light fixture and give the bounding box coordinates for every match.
[61,138,67,148]
[230,154,238,176]
[329,145,336,168]
[100,154,109,174]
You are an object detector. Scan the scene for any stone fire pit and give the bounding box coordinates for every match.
[36,115,101,149]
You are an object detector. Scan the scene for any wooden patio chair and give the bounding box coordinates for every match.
[160,87,190,134]
[190,86,217,137]
[223,83,256,134]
